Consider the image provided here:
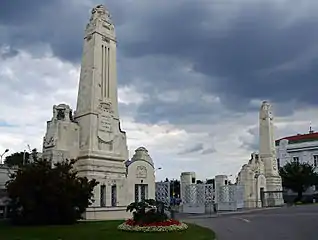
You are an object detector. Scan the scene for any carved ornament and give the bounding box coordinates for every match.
[102,36,110,43]
[136,166,147,179]
[86,34,92,41]
[43,136,55,148]
[97,101,115,143]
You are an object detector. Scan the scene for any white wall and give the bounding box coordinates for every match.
[0,166,10,189]
[126,161,155,204]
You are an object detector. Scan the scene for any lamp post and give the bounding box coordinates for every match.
[154,167,162,181]
[0,149,9,164]
[155,167,162,172]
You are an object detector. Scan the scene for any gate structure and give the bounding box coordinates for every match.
[155,182,170,206]
[182,184,214,214]
[216,185,244,211]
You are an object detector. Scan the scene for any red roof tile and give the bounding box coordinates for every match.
[275,132,318,145]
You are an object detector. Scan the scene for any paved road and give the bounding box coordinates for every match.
[180,205,318,240]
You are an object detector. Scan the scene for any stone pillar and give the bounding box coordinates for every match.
[180,172,196,205]
[215,175,228,204]
[259,101,284,206]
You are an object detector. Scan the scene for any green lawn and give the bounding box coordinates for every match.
[0,220,215,240]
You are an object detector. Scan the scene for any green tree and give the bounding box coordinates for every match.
[279,161,317,202]
[206,179,214,185]
[4,152,30,167]
[6,158,98,225]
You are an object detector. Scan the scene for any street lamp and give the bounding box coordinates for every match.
[0,149,9,164]
[154,167,162,182]
[155,167,162,172]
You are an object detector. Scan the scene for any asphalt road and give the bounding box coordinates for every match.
[181,205,318,240]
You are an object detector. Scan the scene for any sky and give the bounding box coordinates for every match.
[1,0,318,182]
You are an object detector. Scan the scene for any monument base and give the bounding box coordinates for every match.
[244,200,262,208]
[264,196,284,207]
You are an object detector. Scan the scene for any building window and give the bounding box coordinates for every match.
[134,185,139,202]
[314,155,318,167]
[111,185,117,207]
[191,177,196,183]
[134,184,148,202]
[100,185,106,207]
[140,185,146,201]
[293,157,299,163]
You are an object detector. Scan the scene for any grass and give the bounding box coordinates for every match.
[0,220,215,240]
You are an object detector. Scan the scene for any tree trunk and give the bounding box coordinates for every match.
[295,191,303,202]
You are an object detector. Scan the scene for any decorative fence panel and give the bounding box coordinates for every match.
[181,183,214,214]
[155,182,170,206]
[216,185,243,211]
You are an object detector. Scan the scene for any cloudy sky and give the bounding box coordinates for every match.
[1,0,318,181]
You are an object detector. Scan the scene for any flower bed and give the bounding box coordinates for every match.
[117,219,188,232]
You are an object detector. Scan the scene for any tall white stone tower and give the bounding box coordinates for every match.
[259,101,284,206]
[74,4,129,207]
[74,4,128,161]
[42,4,157,220]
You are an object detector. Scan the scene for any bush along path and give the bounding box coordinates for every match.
[118,199,188,232]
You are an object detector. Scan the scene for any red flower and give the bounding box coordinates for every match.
[124,218,182,227]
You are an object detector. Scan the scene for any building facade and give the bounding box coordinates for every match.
[276,130,318,195]
[276,131,318,170]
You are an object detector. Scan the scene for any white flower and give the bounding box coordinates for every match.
[117,222,188,232]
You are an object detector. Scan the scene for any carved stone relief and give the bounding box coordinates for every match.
[272,158,277,171]
[86,34,92,41]
[97,101,115,146]
[136,166,147,179]
[98,139,113,151]
[43,136,55,149]
[102,36,110,43]
[53,104,72,122]
[57,109,65,120]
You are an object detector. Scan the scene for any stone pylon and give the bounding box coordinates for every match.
[259,101,284,206]
[74,4,128,162]
[74,4,129,207]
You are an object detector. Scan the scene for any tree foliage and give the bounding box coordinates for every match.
[4,152,30,167]
[279,160,318,201]
[6,158,98,225]
[206,179,214,185]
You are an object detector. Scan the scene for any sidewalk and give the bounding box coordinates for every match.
[176,206,283,219]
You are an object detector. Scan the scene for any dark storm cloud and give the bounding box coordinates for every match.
[119,1,318,112]
[0,0,129,61]
[0,0,84,61]
[1,0,318,123]
[178,143,204,155]
[178,143,216,155]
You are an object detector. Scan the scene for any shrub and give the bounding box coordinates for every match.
[6,158,98,225]
[126,199,169,225]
